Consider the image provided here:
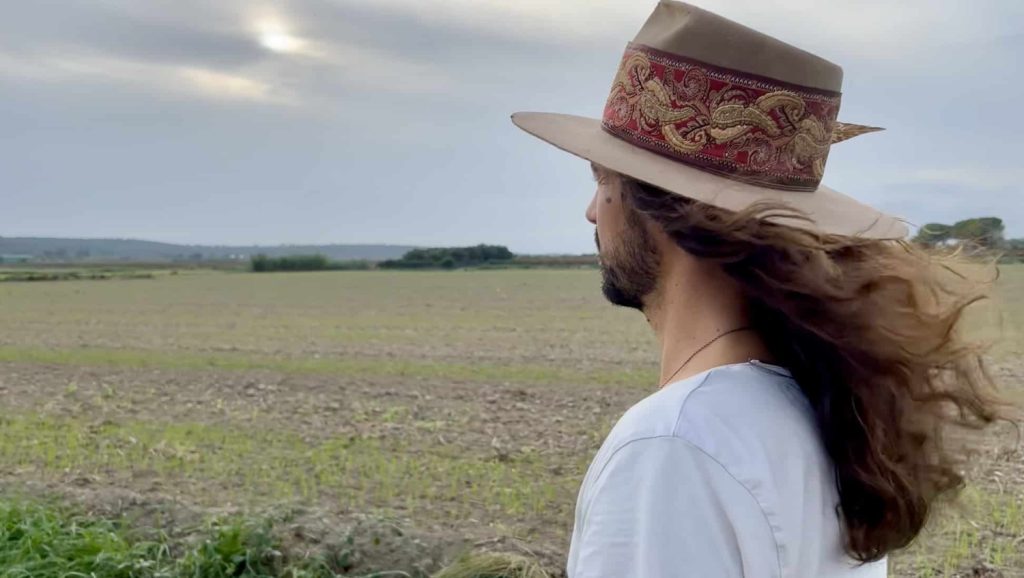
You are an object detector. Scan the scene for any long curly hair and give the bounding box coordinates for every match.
[623,177,1007,562]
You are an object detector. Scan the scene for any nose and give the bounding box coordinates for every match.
[585,192,598,225]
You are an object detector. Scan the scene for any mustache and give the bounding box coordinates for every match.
[594,229,601,251]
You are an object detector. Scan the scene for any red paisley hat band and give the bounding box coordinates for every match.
[601,42,844,192]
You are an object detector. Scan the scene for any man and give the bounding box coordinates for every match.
[511,2,1002,577]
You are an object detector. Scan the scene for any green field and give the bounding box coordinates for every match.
[0,267,1021,576]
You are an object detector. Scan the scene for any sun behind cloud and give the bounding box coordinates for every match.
[256,19,305,53]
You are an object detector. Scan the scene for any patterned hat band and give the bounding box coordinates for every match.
[602,43,875,192]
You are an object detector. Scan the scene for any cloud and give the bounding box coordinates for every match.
[0,0,454,107]
[0,2,266,69]
[0,48,291,105]
[881,184,1021,235]
[332,0,1019,60]
[177,67,280,103]
[694,0,1016,58]
[907,167,1024,192]
[871,166,1024,236]
[328,0,638,45]
[302,41,451,94]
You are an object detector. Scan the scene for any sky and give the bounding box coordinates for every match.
[2,0,1022,254]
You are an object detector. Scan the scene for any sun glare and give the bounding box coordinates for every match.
[256,19,304,53]
[260,32,301,53]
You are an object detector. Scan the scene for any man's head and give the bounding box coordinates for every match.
[586,163,738,315]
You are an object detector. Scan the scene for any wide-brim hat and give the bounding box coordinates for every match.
[511,0,907,239]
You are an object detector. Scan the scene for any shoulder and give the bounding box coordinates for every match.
[599,361,827,495]
[575,363,823,576]
[600,361,811,454]
[674,361,819,454]
[586,361,822,517]
[592,361,830,517]
[575,403,787,577]
[574,362,865,576]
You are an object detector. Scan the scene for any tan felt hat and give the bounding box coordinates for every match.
[511,0,907,239]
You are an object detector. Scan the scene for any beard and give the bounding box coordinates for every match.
[596,210,660,311]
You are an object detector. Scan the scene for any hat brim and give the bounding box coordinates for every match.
[511,111,907,240]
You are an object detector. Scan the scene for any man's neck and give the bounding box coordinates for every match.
[645,260,771,386]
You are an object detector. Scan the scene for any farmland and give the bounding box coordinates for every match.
[0,267,1021,576]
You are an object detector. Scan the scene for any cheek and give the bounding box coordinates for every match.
[597,191,627,241]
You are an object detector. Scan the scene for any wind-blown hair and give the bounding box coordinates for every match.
[623,177,1007,562]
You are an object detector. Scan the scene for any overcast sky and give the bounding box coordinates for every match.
[2,0,1022,253]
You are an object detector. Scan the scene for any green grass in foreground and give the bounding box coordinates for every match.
[4,415,1021,575]
[1,491,1018,578]
[0,498,549,578]
[0,498,323,578]
[0,345,655,388]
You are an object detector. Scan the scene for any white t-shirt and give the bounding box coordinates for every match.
[567,361,887,578]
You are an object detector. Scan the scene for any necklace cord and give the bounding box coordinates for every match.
[660,326,755,388]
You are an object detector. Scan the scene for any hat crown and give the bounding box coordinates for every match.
[635,1,843,92]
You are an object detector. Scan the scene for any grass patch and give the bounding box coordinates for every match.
[0,414,582,528]
[433,554,549,578]
[0,346,655,388]
[892,484,1024,575]
[0,496,552,578]
[0,498,167,577]
[0,498,315,577]
[0,498,427,577]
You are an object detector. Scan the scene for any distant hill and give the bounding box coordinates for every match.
[0,237,416,263]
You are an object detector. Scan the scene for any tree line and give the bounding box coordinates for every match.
[912,217,1008,249]
[379,245,514,270]
[911,217,1023,262]
[250,245,516,272]
[250,254,371,272]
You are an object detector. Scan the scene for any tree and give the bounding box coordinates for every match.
[912,223,952,246]
[912,218,1007,249]
[251,254,270,272]
[951,217,1004,249]
[250,254,329,272]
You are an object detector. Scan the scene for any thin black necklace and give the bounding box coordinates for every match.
[660,326,754,388]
